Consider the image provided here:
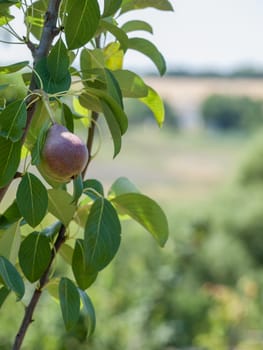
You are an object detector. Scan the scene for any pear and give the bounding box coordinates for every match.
[40,123,89,183]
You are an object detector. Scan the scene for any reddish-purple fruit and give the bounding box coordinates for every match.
[40,123,89,183]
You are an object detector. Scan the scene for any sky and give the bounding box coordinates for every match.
[1,0,263,73]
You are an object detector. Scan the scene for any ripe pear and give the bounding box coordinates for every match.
[40,123,89,183]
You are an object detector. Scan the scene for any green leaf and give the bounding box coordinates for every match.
[16,173,48,227]
[0,221,21,264]
[24,100,50,151]
[121,0,174,13]
[105,68,123,107]
[22,72,32,87]
[100,99,122,157]
[83,179,104,200]
[80,47,105,75]
[35,57,71,94]
[0,100,27,142]
[128,37,166,76]
[0,83,9,91]
[64,0,100,50]
[72,175,83,204]
[19,232,51,283]
[75,201,91,228]
[104,42,124,70]
[59,243,74,265]
[0,0,18,11]
[46,278,59,301]
[102,0,122,17]
[59,277,80,331]
[25,0,48,40]
[111,193,169,247]
[84,198,121,272]
[0,11,13,26]
[87,87,128,134]
[0,286,10,308]
[140,86,165,127]
[78,289,96,337]
[108,177,139,198]
[112,70,148,98]
[99,19,129,51]
[72,239,98,289]
[48,189,76,226]
[121,20,153,34]
[0,256,24,300]
[47,38,70,82]
[79,92,102,113]
[61,103,74,132]
[0,137,21,188]
[0,200,21,229]
[0,0,19,5]
[31,121,49,166]
[0,61,29,74]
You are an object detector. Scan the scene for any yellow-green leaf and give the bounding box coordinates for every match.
[139,86,165,127]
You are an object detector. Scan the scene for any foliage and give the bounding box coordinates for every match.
[237,130,263,186]
[0,0,173,348]
[0,73,26,104]
[1,126,263,349]
[201,94,263,131]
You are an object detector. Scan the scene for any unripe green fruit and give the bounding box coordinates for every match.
[40,123,89,183]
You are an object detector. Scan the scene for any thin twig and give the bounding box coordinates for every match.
[82,111,99,178]
[23,36,36,55]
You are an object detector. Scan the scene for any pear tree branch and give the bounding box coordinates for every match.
[12,224,66,350]
[0,0,62,205]
[10,1,64,349]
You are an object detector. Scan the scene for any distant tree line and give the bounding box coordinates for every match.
[201,95,263,132]
[165,67,263,79]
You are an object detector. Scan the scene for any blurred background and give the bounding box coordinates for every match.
[2,1,263,349]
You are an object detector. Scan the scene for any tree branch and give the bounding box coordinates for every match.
[12,224,66,350]
[34,0,62,63]
[7,1,63,348]
[82,111,99,178]
[0,0,61,205]
[8,4,103,349]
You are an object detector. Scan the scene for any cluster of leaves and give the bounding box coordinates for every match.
[0,0,172,344]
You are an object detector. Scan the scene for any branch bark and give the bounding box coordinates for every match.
[12,224,66,350]
[82,111,99,178]
[8,3,102,348]
[8,1,63,349]
[0,0,62,205]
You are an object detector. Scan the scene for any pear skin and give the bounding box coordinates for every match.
[40,123,89,183]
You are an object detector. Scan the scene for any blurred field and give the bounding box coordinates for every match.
[87,125,249,204]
